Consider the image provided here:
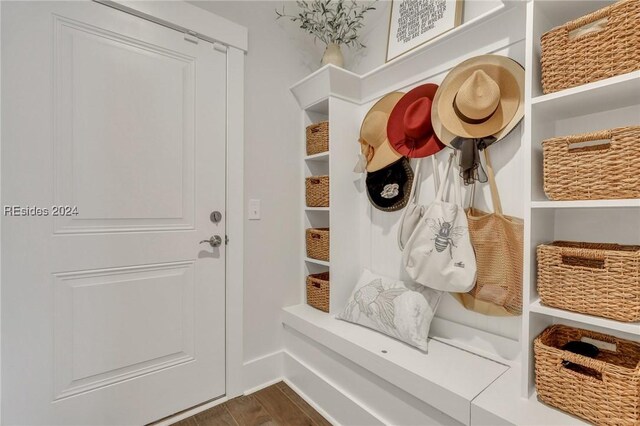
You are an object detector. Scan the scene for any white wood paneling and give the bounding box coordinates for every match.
[284,333,460,426]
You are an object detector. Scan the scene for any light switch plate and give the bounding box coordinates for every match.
[248,199,260,220]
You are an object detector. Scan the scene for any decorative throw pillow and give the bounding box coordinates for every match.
[336,269,442,352]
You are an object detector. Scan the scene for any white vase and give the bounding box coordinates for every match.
[321,43,344,68]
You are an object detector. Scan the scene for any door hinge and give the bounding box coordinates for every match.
[184,31,199,44]
[213,42,228,53]
[225,235,229,245]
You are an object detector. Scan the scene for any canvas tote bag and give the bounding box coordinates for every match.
[397,156,441,250]
[402,153,476,292]
[453,149,524,315]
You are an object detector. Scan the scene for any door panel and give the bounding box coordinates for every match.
[1,2,227,424]
[54,15,196,232]
[53,261,195,400]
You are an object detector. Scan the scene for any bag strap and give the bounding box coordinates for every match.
[484,149,503,215]
[435,153,456,201]
[431,155,441,193]
[467,149,503,215]
[453,151,462,206]
[407,158,422,204]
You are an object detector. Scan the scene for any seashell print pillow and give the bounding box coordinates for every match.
[337,269,443,352]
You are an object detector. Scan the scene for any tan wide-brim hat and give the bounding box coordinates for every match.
[432,55,525,145]
[360,92,404,172]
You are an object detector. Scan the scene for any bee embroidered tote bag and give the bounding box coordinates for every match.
[402,153,477,292]
[397,155,441,250]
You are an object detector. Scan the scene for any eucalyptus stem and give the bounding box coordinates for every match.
[276,0,376,48]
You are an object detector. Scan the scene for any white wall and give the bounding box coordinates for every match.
[189,1,315,367]
[344,0,505,74]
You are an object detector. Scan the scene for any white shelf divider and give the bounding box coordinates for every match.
[305,151,330,162]
[305,207,330,212]
[304,257,330,267]
[531,199,640,209]
[530,299,640,337]
[531,71,640,118]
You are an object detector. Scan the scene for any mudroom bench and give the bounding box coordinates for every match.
[282,304,586,425]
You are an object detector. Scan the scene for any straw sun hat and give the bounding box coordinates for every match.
[359,92,404,172]
[432,55,525,145]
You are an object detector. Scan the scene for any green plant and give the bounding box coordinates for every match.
[276,0,376,48]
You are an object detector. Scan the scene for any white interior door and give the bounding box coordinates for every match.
[1,2,227,424]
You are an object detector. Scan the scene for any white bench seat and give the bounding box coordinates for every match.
[282,304,509,425]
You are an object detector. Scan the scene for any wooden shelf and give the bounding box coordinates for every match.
[304,257,330,267]
[304,152,329,162]
[531,71,640,119]
[530,299,640,336]
[531,199,640,209]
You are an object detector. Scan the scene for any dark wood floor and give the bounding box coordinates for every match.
[172,382,331,426]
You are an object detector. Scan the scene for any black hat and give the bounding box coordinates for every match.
[366,157,414,211]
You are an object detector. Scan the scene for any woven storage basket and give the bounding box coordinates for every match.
[305,175,329,207]
[306,272,330,312]
[306,121,329,155]
[306,228,330,261]
[540,0,640,94]
[542,126,640,200]
[537,241,640,322]
[534,324,640,425]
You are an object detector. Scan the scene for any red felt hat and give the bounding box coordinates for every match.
[387,84,445,158]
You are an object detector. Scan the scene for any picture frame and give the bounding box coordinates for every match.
[386,0,463,62]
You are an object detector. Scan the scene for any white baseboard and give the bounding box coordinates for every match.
[242,350,284,394]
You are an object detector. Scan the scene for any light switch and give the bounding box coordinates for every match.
[248,199,261,220]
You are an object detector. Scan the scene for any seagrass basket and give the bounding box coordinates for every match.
[306,228,329,261]
[305,175,329,207]
[306,272,330,312]
[534,324,640,425]
[306,121,329,155]
[540,0,640,94]
[542,126,640,200]
[537,241,640,322]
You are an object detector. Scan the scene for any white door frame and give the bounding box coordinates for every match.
[0,0,247,413]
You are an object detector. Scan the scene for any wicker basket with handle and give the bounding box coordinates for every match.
[306,272,330,312]
[305,175,329,207]
[537,241,640,322]
[306,228,329,261]
[534,324,640,425]
[542,126,640,200]
[540,0,640,94]
[306,121,329,155]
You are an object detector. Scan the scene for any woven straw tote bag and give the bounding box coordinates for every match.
[454,149,524,316]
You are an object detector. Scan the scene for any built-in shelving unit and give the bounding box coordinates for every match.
[288,1,638,424]
[302,99,331,308]
[300,90,362,315]
[522,0,640,399]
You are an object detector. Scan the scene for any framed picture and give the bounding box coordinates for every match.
[386,0,463,62]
